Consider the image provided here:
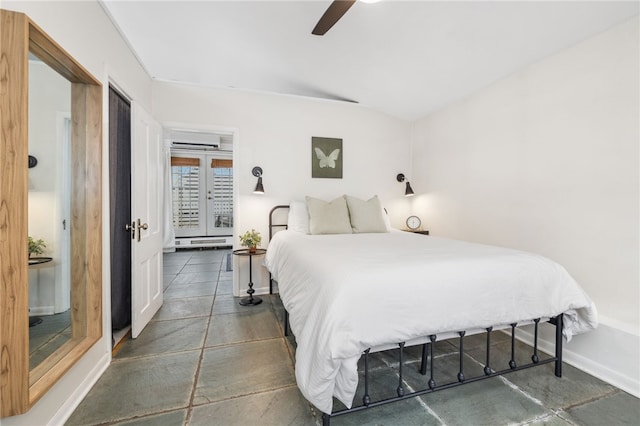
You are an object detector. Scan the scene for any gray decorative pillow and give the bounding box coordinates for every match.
[305,196,353,235]
[345,195,389,233]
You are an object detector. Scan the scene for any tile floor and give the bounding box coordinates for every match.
[67,249,639,426]
[30,310,71,369]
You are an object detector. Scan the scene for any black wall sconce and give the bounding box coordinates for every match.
[28,155,38,168]
[252,166,264,194]
[396,173,414,197]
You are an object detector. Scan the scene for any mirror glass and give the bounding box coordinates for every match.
[27,53,72,370]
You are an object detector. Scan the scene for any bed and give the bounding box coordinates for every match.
[264,198,598,424]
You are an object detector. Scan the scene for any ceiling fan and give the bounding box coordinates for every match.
[312,0,357,36]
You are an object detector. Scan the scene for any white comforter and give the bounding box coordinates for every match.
[264,230,598,414]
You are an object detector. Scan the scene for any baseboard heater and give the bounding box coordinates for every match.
[175,236,233,249]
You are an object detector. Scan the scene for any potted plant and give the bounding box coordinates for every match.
[239,229,261,253]
[28,236,47,258]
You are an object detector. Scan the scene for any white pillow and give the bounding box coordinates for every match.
[381,206,391,231]
[287,200,310,233]
[345,195,389,233]
[305,196,353,235]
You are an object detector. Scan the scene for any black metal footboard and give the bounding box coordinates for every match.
[311,314,564,426]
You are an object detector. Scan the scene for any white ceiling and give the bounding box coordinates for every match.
[101,1,639,121]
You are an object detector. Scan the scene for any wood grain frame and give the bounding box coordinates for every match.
[0,9,103,417]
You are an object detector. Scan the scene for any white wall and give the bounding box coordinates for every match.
[2,1,153,424]
[410,17,639,394]
[153,83,413,295]
[3,1,637,423]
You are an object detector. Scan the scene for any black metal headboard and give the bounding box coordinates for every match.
[269,205,290,241]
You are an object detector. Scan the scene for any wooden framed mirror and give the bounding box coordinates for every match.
[1,9,102,417]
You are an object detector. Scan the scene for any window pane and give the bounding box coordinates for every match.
[212,167,233,228]
[172,164,200,229]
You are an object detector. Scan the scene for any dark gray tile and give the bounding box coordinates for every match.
[422,377,549,425]
[189,386,315,426]
[66,351,199,425]
[163,274,176,290]
[29,312,70,347]
[194,339,295,404]
[116,317,207,358]
[468,339,616,410]
[342,348,485,413]
[163,255,191,266]
[528,413,574,425]
[162,257,190,267]
[205,308,281,347]
[336,357,421,412]
[114,409,187,425]
[164,250,193,259]
[215,279,233,295]
[154,296,214,321]
[374,340,457,371]
[506,361,616,410]
[410,352,549,425]
[30,333,70,369]
[331,368,441,426]
[187,254,226,265]
[171,271,220,285]
[29,310,72,368]
[181,262,222,274]
[218,270,233,279]
[212,293,273,314]
[164,281,217,299]
[330,398,441,426]
[68,247,635,426]
[563,391,640,425]
[405,351,486,388]
[163,263,185,275]
[446,329,512,350]
[466,338,552,375]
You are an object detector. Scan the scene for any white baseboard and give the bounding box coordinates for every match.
[30,306,54,316]
[515,318,639,398]
[47,351,111,425]
[253,285,271,296]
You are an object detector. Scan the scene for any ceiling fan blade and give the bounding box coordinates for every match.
[312,0,357,36]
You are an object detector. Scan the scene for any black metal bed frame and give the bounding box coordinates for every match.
[267,205,565,425]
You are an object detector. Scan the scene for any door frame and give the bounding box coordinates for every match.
[169,150,234,238]
[163,121,239,248]
[108,85,133,332]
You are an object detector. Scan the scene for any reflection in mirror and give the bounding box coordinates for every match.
[27,53,72,370]
[1,9,102,416]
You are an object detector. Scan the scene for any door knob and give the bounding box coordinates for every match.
[136,219,149,242]
[124,221,135,239]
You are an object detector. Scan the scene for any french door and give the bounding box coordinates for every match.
[171,153,233,238]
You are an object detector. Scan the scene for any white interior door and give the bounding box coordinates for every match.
[131,103,163,338]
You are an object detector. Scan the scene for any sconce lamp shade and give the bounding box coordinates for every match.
[254,176,264,194]
[252,166,264,194]
[404,181,415,197]
[396,173,415,197]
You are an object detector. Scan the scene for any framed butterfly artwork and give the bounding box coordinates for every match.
[311,137,343,178]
